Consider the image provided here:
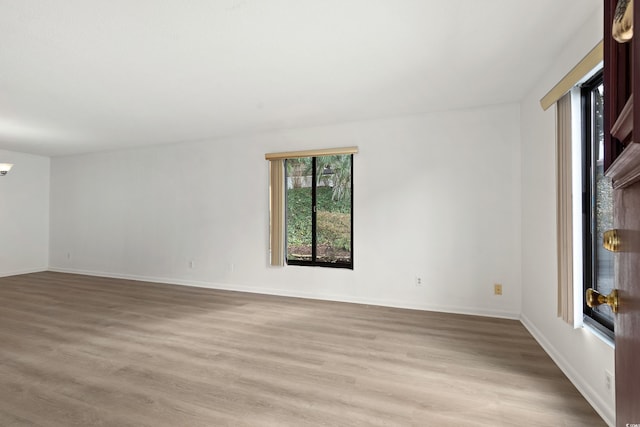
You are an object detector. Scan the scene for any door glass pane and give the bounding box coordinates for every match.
[315,155,352,264]
[286,158,313,261]
[592,83,615,320]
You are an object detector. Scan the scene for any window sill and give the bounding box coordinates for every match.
[582,317,615,349]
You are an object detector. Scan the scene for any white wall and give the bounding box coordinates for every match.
[519,6,614,426]
[0,149,50,276]
[50,103,522,319]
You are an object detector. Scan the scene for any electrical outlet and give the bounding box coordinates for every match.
[66,252,71,260]
[189,260,195,269]
[605,370,613,393]
[415,276,423,287]
[494,284,503,295]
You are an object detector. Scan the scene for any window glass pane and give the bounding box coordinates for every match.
[592,83,615,320]
[286,158,312,261]
[315,155,352,264]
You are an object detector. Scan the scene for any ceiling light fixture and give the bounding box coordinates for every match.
[0,163,14,176]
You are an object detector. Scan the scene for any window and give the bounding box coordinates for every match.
[285,154,353,268]
[581,71,615,337]
[266,147,357,269]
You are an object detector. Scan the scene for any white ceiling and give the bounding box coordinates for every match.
[1,0,601,157]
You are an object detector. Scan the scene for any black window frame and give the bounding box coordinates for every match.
[285,155,354,269]
[581,70,614,338]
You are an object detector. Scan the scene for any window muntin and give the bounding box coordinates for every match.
[285,154,353,268]
[582,72,615,336]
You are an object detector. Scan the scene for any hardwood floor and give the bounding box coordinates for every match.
[0,272,604,426]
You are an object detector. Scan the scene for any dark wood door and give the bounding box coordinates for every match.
[607,150,640,426]
[604,2,640,425]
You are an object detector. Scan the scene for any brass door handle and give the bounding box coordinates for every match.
[586,288,619,313]
[603,229,621,252]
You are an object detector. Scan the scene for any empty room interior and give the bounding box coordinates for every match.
[1,1,627,426]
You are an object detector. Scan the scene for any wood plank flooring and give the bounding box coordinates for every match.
[0,272,604,426]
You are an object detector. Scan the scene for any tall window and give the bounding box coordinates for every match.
[285,154,353,268]
[581,71,614,337]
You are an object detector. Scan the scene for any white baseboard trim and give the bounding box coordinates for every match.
[0,267,48,278]
[520,314,614,427]
[47,266,520,320]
